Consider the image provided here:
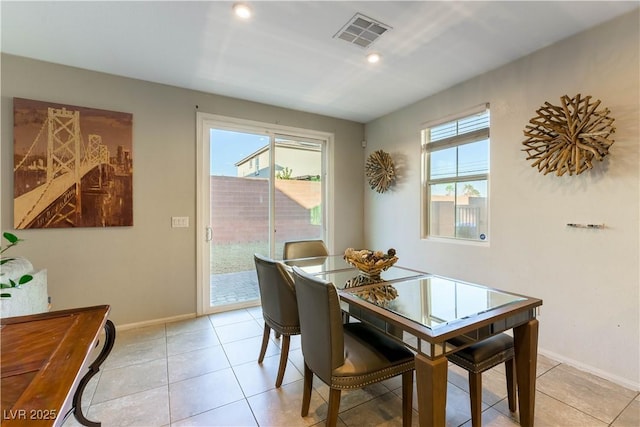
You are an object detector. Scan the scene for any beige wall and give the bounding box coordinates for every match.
[364,10,639,389]
[1,54,365,325]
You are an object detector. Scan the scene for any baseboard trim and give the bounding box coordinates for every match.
[116,313,197,331]
[539,347,639,391]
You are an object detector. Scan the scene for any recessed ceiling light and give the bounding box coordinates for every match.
[233,3,252,19]
[367,53,381,64]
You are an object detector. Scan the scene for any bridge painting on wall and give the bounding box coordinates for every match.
[13,98,133,228]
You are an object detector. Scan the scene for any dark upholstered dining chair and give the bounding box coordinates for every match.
[282,239,329,260]
[291,266,415,427]
[447,334,517,427]
[253,253,301,387]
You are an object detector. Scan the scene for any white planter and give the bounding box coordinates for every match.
[1,257,48,318]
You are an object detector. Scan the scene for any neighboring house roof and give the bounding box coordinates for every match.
[234,145,268,167]
[235,141,321,167]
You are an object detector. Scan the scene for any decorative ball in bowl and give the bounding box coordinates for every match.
[343,248,398,277]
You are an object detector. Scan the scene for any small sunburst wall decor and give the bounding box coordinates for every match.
[522,94,616,176]
[365,150,395,193]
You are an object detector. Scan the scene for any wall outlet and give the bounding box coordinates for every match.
[171,216,189,228]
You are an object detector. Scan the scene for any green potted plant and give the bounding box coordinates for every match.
[1,232,33,298]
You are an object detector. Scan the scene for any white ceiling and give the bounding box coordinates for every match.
[1,1,638,123]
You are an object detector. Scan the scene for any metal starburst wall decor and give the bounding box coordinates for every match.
[522,94,616,176]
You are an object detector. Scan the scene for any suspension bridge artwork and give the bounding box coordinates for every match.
[13,98,133,228]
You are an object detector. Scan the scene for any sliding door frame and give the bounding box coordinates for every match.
[196,112,334,316]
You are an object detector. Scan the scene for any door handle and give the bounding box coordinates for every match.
[206,227,213,242]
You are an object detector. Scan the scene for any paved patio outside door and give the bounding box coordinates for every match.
[210,270,260,306]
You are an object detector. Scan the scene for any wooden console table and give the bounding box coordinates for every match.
[1,305,116,426]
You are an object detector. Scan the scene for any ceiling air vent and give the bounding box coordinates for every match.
[333,13,391,49]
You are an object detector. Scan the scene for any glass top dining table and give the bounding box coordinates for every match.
[281,254,543,427]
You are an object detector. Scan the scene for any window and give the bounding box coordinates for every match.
[422,106,490,242]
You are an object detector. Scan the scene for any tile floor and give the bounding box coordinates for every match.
[63,306,639,427]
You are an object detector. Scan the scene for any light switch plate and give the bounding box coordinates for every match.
[171,216,189,228]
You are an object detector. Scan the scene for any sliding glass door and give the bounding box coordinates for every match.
[209,128,270,310]
[197,114,328,314]
[273,135,324,257]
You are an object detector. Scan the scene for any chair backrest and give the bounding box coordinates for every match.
[254,254,299,331]
[283,240,329,260]
[291,266,344,384]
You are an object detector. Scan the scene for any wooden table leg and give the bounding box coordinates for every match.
[415,353,448,427]
[513,318,539,427]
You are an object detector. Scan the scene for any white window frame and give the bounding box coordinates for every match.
[421,104,490,243]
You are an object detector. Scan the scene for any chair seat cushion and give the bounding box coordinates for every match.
[447,333,514,373]
[263,313,301,335]
[331,323,414,389]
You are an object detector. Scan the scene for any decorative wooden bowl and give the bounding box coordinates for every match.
[343,248,398,277]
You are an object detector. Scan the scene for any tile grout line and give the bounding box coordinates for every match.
[214,308,263,427]
[163,322,172,426]
[608,394,639,427]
